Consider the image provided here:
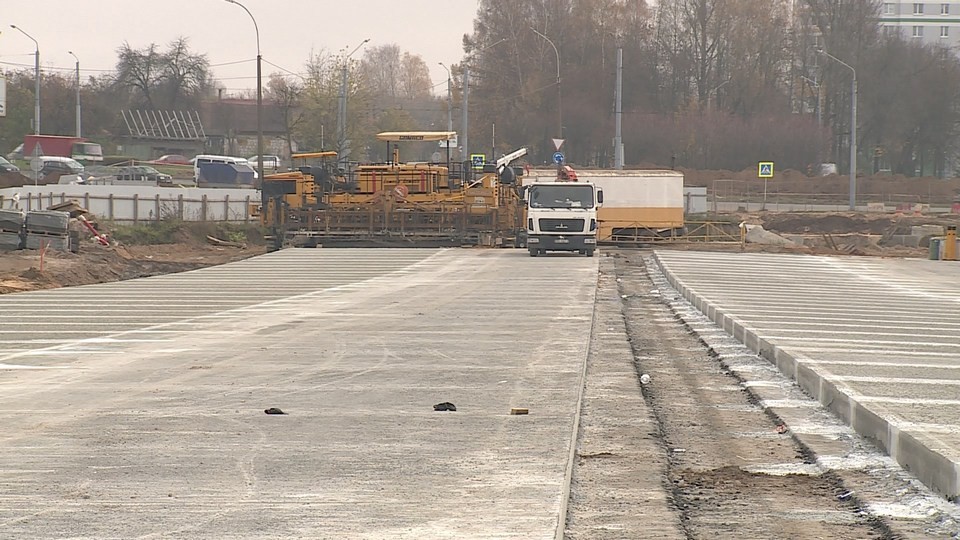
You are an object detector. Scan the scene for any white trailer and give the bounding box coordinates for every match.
[525,169,685,241]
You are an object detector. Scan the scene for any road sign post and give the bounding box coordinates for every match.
[758,161,774,210]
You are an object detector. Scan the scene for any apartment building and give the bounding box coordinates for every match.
[880,1,960,50]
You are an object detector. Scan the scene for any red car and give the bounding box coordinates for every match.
[149,154,191,165]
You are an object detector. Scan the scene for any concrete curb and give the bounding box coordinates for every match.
[652,251,960,500]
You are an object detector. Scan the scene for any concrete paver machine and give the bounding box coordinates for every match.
[257,132,528,248]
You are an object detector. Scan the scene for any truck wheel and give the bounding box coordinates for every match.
[586,249,595,257]
[529,249,538,257]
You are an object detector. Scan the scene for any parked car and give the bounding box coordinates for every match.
[116,165,172,183]
[34,156,85,182]
[149,154,191,165]
[0,156,20,173]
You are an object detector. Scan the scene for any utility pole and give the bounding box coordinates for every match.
[530,28,562,142]
[614,47,623,169]
[11,25,40,135]
[462,67,470,166]
[68,51,81,137]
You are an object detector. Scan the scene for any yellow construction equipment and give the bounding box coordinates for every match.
[255,133,527,249]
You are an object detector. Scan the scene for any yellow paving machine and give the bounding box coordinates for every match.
[255,132,528,249]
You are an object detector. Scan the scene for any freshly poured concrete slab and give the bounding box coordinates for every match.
[0,248,598,539]
[654,250,960,499]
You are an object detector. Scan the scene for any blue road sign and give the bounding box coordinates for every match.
[470,153,486,170]
[758,161,774,178]
[553,152,564,165]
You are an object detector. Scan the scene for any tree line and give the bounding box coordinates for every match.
[0,38,443,163]
[3,1,959,177]
[462,0,960,176]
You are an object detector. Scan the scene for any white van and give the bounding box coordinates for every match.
[191,155,258,181]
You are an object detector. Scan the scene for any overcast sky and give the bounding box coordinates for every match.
[1,0,479,95]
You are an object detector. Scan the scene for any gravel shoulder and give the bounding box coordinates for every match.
[565,250,960,539]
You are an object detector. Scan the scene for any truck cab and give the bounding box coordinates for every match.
[524,179,603,257]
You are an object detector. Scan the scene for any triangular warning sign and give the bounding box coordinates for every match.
[552,138,565,151]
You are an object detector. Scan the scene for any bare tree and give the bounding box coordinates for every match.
[160,37,211,108]
[116,42,164,108]
[267,74,304,156]
[115,38,211,109]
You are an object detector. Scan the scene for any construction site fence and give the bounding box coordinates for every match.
[602,221,742,245]
[709,186,958,213]
[0,190,256,224]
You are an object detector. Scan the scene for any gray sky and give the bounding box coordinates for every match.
[1,0,479,95]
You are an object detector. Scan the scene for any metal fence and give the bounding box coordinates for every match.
[0,189,256,224]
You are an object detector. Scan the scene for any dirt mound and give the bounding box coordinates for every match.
[762,213,897,235]
[0,241,266,295]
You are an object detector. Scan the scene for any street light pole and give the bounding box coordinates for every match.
[438,62,453,133]
[819,50,857,211]
[68,51,81,137]
[439,62,454,165]
[10,25,40,135]
[224,0,263,184]
[460,38,509,171]
[530,28,562,143]
[338,39,370,165]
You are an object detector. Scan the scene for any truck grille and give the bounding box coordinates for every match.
[538,218,585,233]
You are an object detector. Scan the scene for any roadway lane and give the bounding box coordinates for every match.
[0,248,598,539]
[654,250,960,500]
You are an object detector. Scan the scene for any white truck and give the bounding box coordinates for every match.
[524,173,603,257]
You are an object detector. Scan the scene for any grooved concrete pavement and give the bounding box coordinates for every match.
[0,248,598,539]
[654,250,960,500]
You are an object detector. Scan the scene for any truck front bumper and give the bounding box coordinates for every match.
[527,234,596,251]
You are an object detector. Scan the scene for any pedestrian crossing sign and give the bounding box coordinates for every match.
[471,153,486,170]
[758,161,774,178]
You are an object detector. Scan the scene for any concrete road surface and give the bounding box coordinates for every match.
[0,248,598,539]
[654,250,960,500]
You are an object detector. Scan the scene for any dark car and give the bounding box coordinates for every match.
[0,156,20,173]
[116,165,173,183]
[149,154,191,165]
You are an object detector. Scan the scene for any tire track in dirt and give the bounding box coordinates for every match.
[614,251,893,540]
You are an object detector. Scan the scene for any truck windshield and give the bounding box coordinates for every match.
[528,185,594,209]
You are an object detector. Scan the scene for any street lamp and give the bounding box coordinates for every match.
[819,49,857,211]
[460,38,510,166]
[529,27,562,143]
[10,25,40,135]
[438,62,454,164]
[338,39,370,165]
[438,62,453,133]
[68,51,81,137]
[224,0,263,184]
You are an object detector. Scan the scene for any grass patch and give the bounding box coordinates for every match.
[109,221,266,245]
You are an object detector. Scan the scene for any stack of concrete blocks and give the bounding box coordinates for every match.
[0,209,24,250]
[24,210,71,252]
